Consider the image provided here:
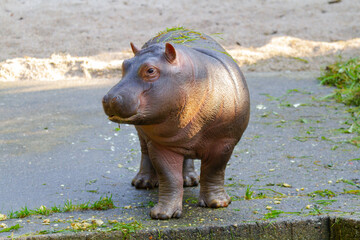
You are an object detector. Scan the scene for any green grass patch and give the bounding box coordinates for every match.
[104,221,142,236]
[6,195,115,219]
[244,185,254,200]
[311,199,337,206]
[318,57,360,142]
[337,178,360,188]
[308,189,337,198]
[0,223,22,233]
[263,210,300,220]
[342,189,360,195]
[35,220,141,237]
[319,57,360,106]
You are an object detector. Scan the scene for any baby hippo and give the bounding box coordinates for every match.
[102,28,250,219]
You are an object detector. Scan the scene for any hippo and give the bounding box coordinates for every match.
[102,28,250,219]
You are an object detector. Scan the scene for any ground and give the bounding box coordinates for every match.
[0,0,359,239]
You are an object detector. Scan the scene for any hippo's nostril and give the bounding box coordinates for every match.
[111,95,123,105]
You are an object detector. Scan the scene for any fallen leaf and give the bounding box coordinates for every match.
[0,214,7,221]
[42,219,50,225]
[0,223,7,228]
[91,219,104,226]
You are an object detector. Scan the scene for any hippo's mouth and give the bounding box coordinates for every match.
[108,114,143,124]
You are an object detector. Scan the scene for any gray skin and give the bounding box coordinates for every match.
[102,30,250,220]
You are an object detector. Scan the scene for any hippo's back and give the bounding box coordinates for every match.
[142,27,227,54]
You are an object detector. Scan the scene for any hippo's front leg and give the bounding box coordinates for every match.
[147,142,184,220]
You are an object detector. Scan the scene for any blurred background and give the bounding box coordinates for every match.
[0,0,359,79]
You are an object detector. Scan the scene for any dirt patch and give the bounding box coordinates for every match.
[0,0,359,81]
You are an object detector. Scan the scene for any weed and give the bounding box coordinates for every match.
[337,178,360,188]
[257,188,286,197]
[51,204,61,213]
[10,206,31,218]
[6,195,115,219]
[184,197,198,204]
[63,199,74,212]
[318,57,360,106]
[293,136,317,142]
[225,182,246,188]
[33,205,52,216]
[0,223,22,233]
[308,189,337,198]
[105,221,142,237]
[35,220,141,237]
[147,201,155,207]
[263,209,300,220]
[342,189,360,195]
[318,57,360,142]
[307,205,324,215]
[244,185,254,200]
[91,195,114,210]
[255,192,268,199]
[230,195,243,202]
[311,199,337,206]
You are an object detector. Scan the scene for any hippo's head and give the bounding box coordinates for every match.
[102,42,189,125]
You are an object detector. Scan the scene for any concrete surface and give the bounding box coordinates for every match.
[0,73,359,239]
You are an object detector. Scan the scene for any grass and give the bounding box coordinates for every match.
[0,223,22,233]
[35,220,141,237]
[318,57,360,146]
[319,57,360,106]
[263,209,300,220]
[104,221,142,236]
[311,199,337,206]
[308,189,337,198]
[337,178,360,188]
[6,195,114,219]
[244,185,254,200]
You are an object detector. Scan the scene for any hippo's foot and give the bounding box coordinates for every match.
[150,202,182,220]
[198,189,231,208]
[131,172,158,189]
[183,170,199,187]
[132,172,198,189]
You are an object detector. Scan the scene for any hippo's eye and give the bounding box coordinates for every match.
[139,64,160,82]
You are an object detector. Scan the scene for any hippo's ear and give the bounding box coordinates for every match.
[130,42,139,55]
[164,43,177,64]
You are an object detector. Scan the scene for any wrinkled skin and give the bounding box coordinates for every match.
[102,30,250,220]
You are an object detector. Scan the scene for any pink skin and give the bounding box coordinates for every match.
[131,134,199,189]
[102,40,250,220]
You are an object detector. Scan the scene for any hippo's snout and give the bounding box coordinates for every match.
[102,92,139,120]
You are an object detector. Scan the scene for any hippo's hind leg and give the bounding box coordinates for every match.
[183,158,199,187]
[131,130,199,189]
[132,134,158,189]
[132,135,198,189]
[198,139,236,208]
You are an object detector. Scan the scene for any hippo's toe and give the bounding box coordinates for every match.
[150,205,182,220]
[198,190,231,208]
[131,173,158,189]
[183,171,199,187]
